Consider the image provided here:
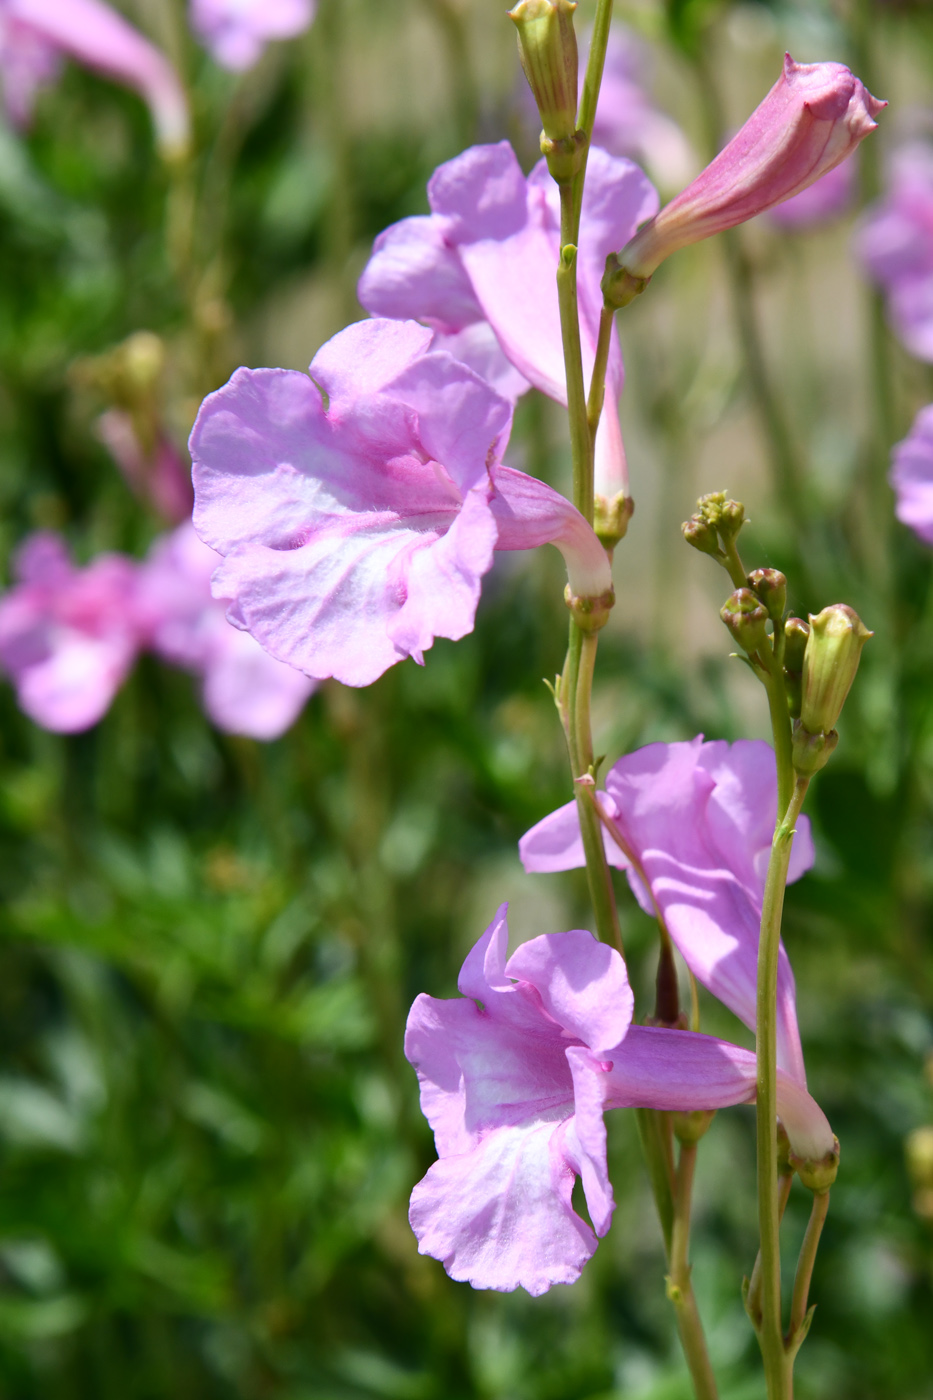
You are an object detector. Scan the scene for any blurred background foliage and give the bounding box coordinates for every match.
[0,0,932,1396]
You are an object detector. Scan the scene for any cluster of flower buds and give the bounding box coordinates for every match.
[509,0,586,184]
[683,492,872,776]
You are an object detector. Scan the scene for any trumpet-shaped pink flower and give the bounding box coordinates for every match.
[189,0,315,71]
[890,404,933,546]
[358,141,658,503]
[0,0,189,154]
[855,143,933,362]
[190,318,612,688]
[519,739,814,1085]
[138,522,315,740]
[407,905,833,1294]
[0,532,142,732]
[614,56,883,283]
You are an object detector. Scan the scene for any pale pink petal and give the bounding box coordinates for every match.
[409,1120,597,1295]
[891,403,933,545]
[357,217,483,332]
[489,465,613,598]
[309,318,434,409]
[200,619,314,738]
[429,324,530,404]
[189,0,315,71]
[518,796,629,873]
[505,928,634,1053]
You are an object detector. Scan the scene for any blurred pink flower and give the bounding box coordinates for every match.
[0,0,189,154]
[585,25,695,192]
[138,522,315,740]
[767,153,855,229]
[0,532,141,732]
[616,56,883,281]
[189,0,315,72]
[96,410,194,525]
[855,143,933,361]
[358,141,658,503]
[406,904,834,1294]
[520,738,814,1085]
[190,318,612,688]
[890,404,933,545]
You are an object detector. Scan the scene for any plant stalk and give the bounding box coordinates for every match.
[669,1143,720,1400]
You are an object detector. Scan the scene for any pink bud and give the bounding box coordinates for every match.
[607,55,884,294]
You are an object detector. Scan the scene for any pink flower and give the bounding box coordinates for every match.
[519,738,814,1085]
[137,522,315,740]
[189,0,315,72]
[190,318,612,688]
[358,141,658,503]
[96,410,194,525]
[613,56,883,285]
[767,154,855,229]
[855,143,933,361]
[890,404,933,546]
[407,905,833,1294]
[0,0,189,154]
[0,532,141,732]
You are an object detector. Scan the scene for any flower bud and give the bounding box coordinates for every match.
[800,604,873,737]
[791,720,838,776]
[789,1135,840,1194]
[673,1108,716,1145]
[594,492,633,550]
[682,514,721,557]
[748,567,787,621]
[783,617,810,671]
[564,584,615,633]
[610,57,884,282]
[509,0,582,181]
[721,588,768,655]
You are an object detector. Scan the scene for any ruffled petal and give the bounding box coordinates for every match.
[518,795,629,874]
[357,217,483,332]
[505,929,633,1054]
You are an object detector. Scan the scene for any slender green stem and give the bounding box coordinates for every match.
[635,1109,675,1253]
[756,776,810,1399]
[746,1170,793,1327]
[788,1190,830,1350]
[668,1143,720,1400]
[558,186,594,520]
[761,666,795,819]
[571,0,614,240]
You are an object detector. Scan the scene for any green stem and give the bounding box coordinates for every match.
[558,185,594,520]
[586,307,614,449]
[635,1109,675,1253]
[762,666,794,819]
[788,1190,830,1352]
[746,1170,793,1328]
[571,0,614,240]
[756,777,810,1399]
[669,1143,720,1400]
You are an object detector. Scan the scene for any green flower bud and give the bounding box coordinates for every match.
[509,0,582,181]
[594,491,634,550]
[748,567,787,621]
[721,588,768,655]
[800,604,873,737]
[783,617,810,671]
[717,498,746,543]
[682,514,721,557]
[602,252,650,309]
[673,1108,716,1145]
[789,1135,840,1194]
[791,720,838,776]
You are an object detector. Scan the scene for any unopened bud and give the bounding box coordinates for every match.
[721,588,768,655]
[717,498,746,543]
[791,719,838,775]
[789,1135,840,1193]
[673,1109,716,1145]
[800,604,873,736]
[682,515,720,557]
[510,0,581,180]
[748,567,787,621]
[783,617,810,671]
[564,584,615,633]
[602,252,651,309]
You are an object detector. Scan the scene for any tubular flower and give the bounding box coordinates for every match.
[890,404,933,545]
[137,523,315,741]
[190,318,612,689]
[767,155,855,230]
[407,906,834,1294]
[0,533,142,733]
[608,56,883,295]
[855,143,933,362]
[0,0,189,155]
[96,411,194,525]
[358,140,658,504]
[189,0,315,72]
[519,738,814,1085]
